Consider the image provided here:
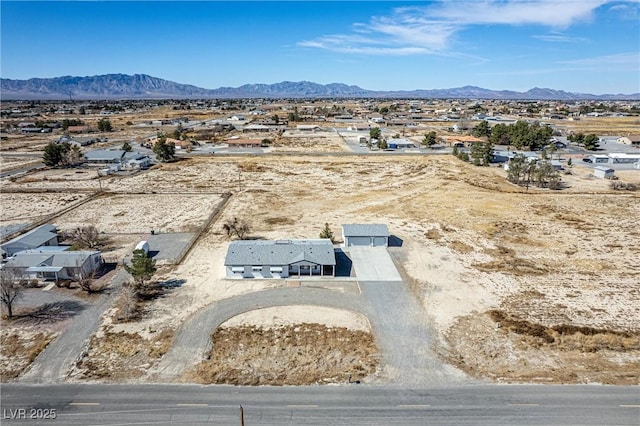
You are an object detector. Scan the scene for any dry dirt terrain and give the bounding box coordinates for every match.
[3,152,640,385]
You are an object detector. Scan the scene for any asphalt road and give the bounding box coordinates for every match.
[1,383,638,425]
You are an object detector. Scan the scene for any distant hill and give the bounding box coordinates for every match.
[1,74,638,100]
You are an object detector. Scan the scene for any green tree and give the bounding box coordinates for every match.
[506,154,527,185]
[124,249,157,296]
[319,223,335,243]
[583,134,600,151]
[472,121,491,138]
[490,123,510,146]
[470,141,493,166]
[43,142,71,167]
[97,118,112,132]
[567,158,573,167]
[153,134,176,162]
[422,131,437,148]
[377,138,388,150]
[121,141,133,152]
[369,127,381,141]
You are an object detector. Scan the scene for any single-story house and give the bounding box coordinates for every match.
[296,125,321,132]
[616,136,640,147]
[608,153,640,164]
[224,239,336,279]
[3,249,103,281]
[1,224,59,257]
[342,224,390,247]
[85,149,126,167]
[387,139,416,149]
[588,154,610,164]
[85,149,151,170]
[225,139,263,148]
[593,166,615,179]
[123,152,152,169]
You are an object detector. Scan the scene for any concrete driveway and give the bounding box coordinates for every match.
[347,247,403,281]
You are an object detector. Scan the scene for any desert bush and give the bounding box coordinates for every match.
[610,181,638,191]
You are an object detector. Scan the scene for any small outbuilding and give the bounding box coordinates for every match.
[342,224,390,247]
[593,166,615,179]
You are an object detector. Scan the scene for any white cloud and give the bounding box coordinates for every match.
[298,0,630,56]
[559,52,640,68]
[532,33,587,42]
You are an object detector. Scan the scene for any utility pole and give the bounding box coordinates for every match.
[238,170,242,192]
[239,405,245,426]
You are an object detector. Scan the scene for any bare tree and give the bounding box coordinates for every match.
[0,270,23,319]
[76,270,107,294]
[222,217,251,240]
[70,226,105,249]
[116,283,139,322]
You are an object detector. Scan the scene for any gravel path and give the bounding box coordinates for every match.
[19,269,128,383]
[152,286,369,381]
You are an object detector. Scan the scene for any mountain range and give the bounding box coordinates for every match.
[1,74,638,100]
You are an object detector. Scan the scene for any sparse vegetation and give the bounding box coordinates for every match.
[222,217,251,239]
[186,324,379,385]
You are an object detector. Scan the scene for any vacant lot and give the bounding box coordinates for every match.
[54,193,224,234]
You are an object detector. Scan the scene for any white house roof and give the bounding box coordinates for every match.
[342,224,390,237]
[224,240,335,266]
[5,251,100,268]
[594,166,614,172]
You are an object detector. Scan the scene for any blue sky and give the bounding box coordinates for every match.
[1,1,639,94]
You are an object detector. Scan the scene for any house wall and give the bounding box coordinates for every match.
[345,236,388,247]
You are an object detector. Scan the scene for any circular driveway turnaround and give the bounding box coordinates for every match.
[154,281,467,386]
[153,286,370,380]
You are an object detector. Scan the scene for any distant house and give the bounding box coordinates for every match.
[296,125,321,132]
[84,149,150,171]
[593,166,615,179]
[4,249,103,281]
[229,115,245,121]
[342,224,390,247]
[608,153,640,164]
[386,139,416,149]
[85,149,126,167]
[224,239,336,279]
[616,136,640,147]
[225,139,263,148]
[1,224,59,257]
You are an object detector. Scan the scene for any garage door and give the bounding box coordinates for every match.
[373,237,387,247]
[347,236,371,246]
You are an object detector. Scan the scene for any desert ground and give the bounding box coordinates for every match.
[2,107,640,386]
[3,152,638,385]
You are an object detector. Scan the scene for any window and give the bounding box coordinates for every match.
[270,266,283,273]
[252,266,262,271]
[231,266,244,273]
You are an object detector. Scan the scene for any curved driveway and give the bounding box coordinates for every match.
[153,286,370,380]
[154,282,468,386]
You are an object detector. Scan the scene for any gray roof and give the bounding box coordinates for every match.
[224,239,335,266]
[5,250,100,268]
[85,149,126,162]
[1,224,58,253]
[342,224,390,238]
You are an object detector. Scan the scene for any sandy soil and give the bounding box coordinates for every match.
[5,153,639,384]
[0,193,87,225]
[221,306,371,331]
[53,193,224,234]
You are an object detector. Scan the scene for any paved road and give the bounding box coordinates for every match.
[1,383,638,425]
[0,162,45,178]
[19,269,129,383]
[153,287,370,380]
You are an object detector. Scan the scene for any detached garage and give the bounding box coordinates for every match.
[342,224,390,247]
